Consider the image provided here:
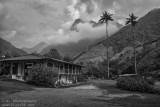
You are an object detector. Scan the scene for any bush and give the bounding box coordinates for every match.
[141,71,160,81]
[77,75,88,82]
[145,76,156,85]
[26,65,58,87]
[117,76,160,95]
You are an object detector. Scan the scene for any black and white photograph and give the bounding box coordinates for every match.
[0,0,160,107]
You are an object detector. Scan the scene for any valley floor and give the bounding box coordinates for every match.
[0,78,160,107]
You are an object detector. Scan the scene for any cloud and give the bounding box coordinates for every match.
[96,0,160,23]
[71,22,119,40]
[0,0,160,48]
[45,21,119,45]
[0,0,70,47]
[66,0,101,21]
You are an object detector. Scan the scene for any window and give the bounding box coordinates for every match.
[26,63,33,69]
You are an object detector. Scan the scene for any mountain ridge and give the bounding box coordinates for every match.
[22,42,48,54]
[0,37,27,57]
[74,8,160,70]
[41,19,123,57]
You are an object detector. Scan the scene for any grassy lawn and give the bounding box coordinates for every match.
[0,78,160,107]
[90,79,160,107]
[0,77,33,94]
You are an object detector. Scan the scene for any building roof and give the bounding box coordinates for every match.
[0,55,45,61]
[0,55,84,67]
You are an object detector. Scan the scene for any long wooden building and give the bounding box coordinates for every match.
[0,55,84,83]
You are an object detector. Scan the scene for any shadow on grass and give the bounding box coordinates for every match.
[91,81,132,94]
[89,79,160,107]
[91,94,160,107]
[0,77,34,94]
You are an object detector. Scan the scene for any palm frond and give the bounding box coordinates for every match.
[125,20,130,25]
[126,13,138,26]
[99,11,114,24]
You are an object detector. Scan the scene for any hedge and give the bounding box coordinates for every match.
[117,76,160,95]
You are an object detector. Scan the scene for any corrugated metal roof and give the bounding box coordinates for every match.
[0,55,84,67]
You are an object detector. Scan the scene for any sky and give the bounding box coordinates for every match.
[0,0,160,48]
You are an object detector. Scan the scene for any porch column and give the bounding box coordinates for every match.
[44,60,47,67]
[63,64,65,74]
[64,64,66,81]
[10,62,13,79]
[22,61,25,76]
[58,64,60,80]
[67,64,69,81]
[75,67,77,82]
[18,62,22,76]
[72,65,73,80]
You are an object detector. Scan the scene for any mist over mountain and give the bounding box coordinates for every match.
[41,38,98,57]
[41,18,123,57]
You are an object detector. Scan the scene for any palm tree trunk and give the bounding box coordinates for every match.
[132,27,137,74]
[106,22,110,78]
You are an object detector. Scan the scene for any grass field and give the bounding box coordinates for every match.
[0,78,160,107]
[0,78,33,94]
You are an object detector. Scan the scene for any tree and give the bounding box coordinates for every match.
[44,48,62,60]
[3,53,11,59]
[125,13,138,74]
[30,51,41,56]
[63,54,72,62]
[99,11,114,78]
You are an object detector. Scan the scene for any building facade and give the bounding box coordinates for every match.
[0,55,83,83]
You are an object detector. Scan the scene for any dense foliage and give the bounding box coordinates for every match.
[77,75,88,82]
[63,54,72,62]
[0,63,10,76]
[44,48,62,60]
[84,60,121,79]
[26,65,58,87]
[117,76,160,95]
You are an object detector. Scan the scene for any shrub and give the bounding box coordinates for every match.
[117,76,160,95]
[145,76,156,85]
[26,65,58,87]
[77,75,88,82]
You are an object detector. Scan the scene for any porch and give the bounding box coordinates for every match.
[0,55,83,83]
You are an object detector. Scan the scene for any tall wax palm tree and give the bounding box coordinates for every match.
[99,11,114,78]
[125,13,138,74]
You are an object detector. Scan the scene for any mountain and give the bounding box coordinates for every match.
[70,18,84,32]
[41,38,97,57]
[89,21,101,27]
[74,8,160,73]
[41,18,123,58]
[89,20,123,28]
[0,37,27,57]
[22,42,48,54]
